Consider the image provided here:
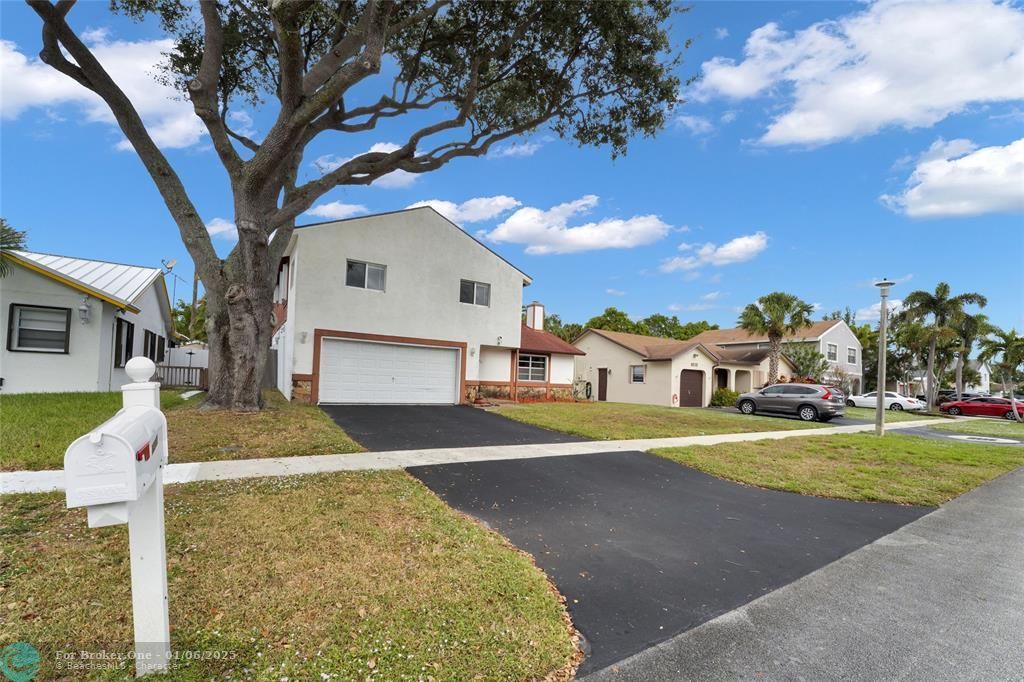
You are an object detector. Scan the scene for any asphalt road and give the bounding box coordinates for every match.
[585,466,1024,681]
[319,404,585,451]
[408,451,929,674]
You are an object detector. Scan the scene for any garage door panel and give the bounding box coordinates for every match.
[319,338,459,404]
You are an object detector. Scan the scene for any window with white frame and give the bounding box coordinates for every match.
[459,279,491,306]
[517,353,547,382]
[826,343,838,362]
[7,304,71,353]
[847,347,857,364]
[346,260,386,291]
[630,365,646,383]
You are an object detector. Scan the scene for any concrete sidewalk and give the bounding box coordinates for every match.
[584,466,1024,682]
[0,418,946,494]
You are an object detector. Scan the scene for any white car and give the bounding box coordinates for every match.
[846,391,926,411]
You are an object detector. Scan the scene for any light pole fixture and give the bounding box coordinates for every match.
[874,278,896,436]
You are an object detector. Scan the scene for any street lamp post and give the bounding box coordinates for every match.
[875,278,896,436]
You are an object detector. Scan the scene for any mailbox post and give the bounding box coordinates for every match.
[64,357,170,677]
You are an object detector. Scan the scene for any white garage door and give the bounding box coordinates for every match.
[319,338,460,404]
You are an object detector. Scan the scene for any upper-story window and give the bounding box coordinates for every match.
[826,343,838,362]
[346,260,386,291]
[7,304,71,353]
[460,279,490,306]
[847,347,857,364]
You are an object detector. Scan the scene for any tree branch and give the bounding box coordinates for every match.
[26,0,224,294]
[188,0,243,178]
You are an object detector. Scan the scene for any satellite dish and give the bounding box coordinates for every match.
[162,258,178,270]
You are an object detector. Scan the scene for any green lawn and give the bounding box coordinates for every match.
[843,406,940,423]
[0,472,577,680]
[494,401,824,440]
[652,433,1024,506]
[0,390,362,471]
[933,417,1024,440]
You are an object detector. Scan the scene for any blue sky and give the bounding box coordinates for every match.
[2,0,1022,331]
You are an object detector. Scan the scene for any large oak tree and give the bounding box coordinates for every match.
[27,0,686,409]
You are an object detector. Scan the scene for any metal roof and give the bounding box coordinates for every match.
[10,250,164,311]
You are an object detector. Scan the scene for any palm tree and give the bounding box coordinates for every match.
[0,218,27,277]
[738,292,815,385]
[951,311,992,399]
[900,282,986,411]
[978,328,1024,422]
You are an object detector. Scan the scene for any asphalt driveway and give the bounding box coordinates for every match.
[319,404,585,451]
[408,451,930,675]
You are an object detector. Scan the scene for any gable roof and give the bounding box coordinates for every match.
[580,328,720,361]
[292,206,532,284]
[578,328,799,367]
[5,250,167,315]
[520,324,585,356]
[688,319,843,346]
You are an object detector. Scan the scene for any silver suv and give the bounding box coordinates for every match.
[736,384,846,422]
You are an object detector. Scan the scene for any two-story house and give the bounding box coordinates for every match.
[271,207,582,404]
[688,319,864,393]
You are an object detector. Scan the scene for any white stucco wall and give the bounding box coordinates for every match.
[287,209,527,382]
[103,282,172,390]
[479,347,512,381]
[670,348,718,407]
[0,264,104,393]
[550,355,575,385]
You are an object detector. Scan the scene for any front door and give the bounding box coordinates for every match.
[597,368,608,401]
[679,370,703,407]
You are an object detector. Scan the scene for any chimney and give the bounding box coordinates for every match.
[525,301,545,331]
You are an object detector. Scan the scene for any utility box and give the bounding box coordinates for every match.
[64,406,167,528]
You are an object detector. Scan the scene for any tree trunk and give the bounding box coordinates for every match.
[926,337,937,413]
[767,335,781,384]
[955,352,964,399]
[1006,373,1023,423]
[200,210,276,411]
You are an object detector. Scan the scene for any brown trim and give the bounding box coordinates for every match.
[292,373,314,381]
[6,303,72,354]
[311,329,467,404]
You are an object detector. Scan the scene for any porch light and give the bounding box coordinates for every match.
[78,298,92,325]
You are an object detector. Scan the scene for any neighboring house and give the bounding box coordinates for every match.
[573,328,800,408]
[0,250,173,394]
[688,319,864,394]
[964,359,991,394]
[271,207,583,404]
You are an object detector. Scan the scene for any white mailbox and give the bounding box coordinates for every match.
[65,406,167,527]
[63,357,171,677]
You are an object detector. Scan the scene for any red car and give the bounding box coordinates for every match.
[940,397,1024,420]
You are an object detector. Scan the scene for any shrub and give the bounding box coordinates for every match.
[710,387,740,407]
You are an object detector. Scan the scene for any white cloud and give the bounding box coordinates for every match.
[304,201,369,220]
[1,36,206,149]
[720,110,738,124]
[406,196,521,223]
[810,302,822,312]
[312,142,417,188]
[486,195,671,255]
[227,110,257,138]
[661,231,768,272]
[488,141,543,158]
[669,302,715,312]
[205,218,237,240]
[606,288,626,296]
[856,299,904,322]
[702,291,722,301]
[676,114,713,135]
[715,27,730,40]
[882,137,1024,218]
[694,0,1024,146]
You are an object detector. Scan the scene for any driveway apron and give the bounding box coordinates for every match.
[408,451,930,674]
